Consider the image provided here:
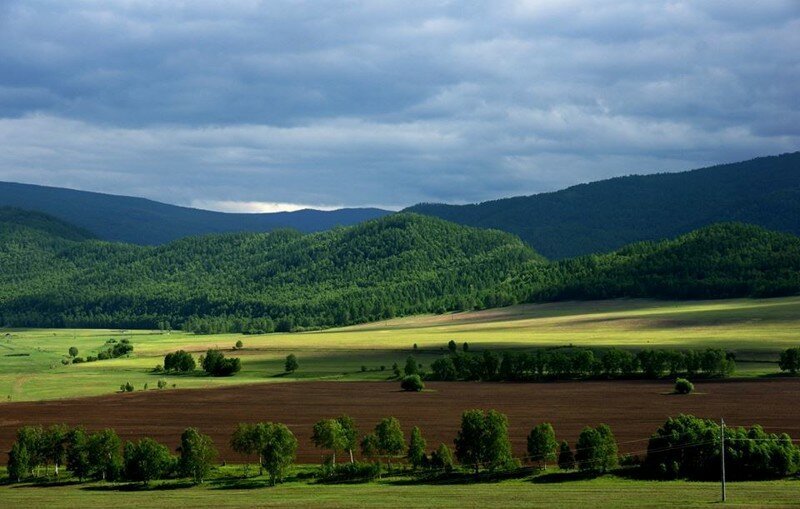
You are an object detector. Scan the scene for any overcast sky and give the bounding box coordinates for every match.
[0,1,798,212]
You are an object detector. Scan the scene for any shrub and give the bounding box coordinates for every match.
[674,378,694,394]
[285,354,299,373]
[320,461,381,482]
[235,340,243,350]
[157,379,167,389]
[68,346,78,357]
[430,443,455,472]
[72,357,85,364]
[401,374,425,392]
[120,382,134,392]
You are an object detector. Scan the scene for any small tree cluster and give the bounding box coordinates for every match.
[575,424,618,473]
[312,416,358,466]
[644,414,800,480]
[361,417,405,471]
[527,423,558,468]
[164,350,196,372]
[97,338,134,360]
[454,409,516,475]
[230,422,298,485]
[779,346,800,374]
[8,425,122,482]
[200,349,241,376]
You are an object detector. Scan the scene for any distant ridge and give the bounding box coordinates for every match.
[406,152,800,259]
[0,181,390,244]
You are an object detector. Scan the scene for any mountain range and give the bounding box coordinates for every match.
[0,181,390,245]
[407,152,800,258]
[2,152,798,258]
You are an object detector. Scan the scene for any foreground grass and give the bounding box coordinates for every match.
[2,296,799,402]
[1,468,798,508]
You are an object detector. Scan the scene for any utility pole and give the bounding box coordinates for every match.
[721,417,726,502]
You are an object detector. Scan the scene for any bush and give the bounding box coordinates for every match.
[319,461,381,482]
[674,378,694,394]
[401,374,425,392]
[72,356,85,364]
[235,340,243,350]
[68,346,78,357]
[120,382,134,392]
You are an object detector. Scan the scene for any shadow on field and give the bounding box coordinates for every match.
[208,477,268,490]
[4,479,85,488]
[530,470,603,484]
[81,481,197,491]
[389,467,536,485]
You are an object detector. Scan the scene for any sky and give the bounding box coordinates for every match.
[0,1,798,212]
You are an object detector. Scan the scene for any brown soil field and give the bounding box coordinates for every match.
[1,378,799,465]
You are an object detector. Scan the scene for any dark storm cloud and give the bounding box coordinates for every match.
[0,0,798,210]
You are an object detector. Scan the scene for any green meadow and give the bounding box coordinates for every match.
[0,467,798,508]
[2,296,799,402]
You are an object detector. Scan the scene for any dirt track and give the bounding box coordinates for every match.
[1,379,799,464]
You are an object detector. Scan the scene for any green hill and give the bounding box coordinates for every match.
[0,212,541,330]
[515,223,800,302]
[407,152,800,259]
[1,209,798,332]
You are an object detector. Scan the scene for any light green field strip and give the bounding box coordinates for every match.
[2,296,799,402]
[0,472,798,508]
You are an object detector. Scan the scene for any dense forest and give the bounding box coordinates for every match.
[0,211,540,331]
[407,152,800,259]
[1,209,799,332]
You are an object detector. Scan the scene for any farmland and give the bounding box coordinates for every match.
[2,296,799,402]
[2,378,800,466]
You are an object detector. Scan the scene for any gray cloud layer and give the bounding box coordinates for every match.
[1,0,798,210]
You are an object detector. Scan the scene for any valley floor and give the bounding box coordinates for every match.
[2,296,799,402]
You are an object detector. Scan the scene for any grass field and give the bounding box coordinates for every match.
[2,296,799,402]
[1,467,798,508]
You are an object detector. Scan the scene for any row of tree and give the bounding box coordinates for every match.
[7,425,218,484]
[7,413,799,486]
[427,347,736,381]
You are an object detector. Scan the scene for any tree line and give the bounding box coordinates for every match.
[426,347,736,382]
[7,412,798,486]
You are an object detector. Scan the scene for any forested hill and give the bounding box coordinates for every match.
[0,181,390,245]
[1,210,799,332]
[406,152,800,259]
[510,223,800,302]
[0,212,541,331]
[0,207,94,242]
